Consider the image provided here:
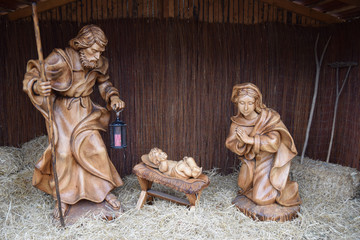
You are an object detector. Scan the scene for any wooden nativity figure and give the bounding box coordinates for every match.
[225,83,301,220]
[23,25,124,219]
[141,147,203,180]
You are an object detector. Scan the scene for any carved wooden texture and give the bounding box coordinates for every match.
[232,195,300,222]
[133,163,209,210]
[133,163,210,194]
[55,200,123,226]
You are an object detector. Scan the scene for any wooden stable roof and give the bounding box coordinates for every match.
[0,0,359,23]
[0,0,75,19]
[293,0,360,21]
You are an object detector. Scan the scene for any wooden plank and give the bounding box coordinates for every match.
[254,0,259,23]
[157,0,162,18]
[292,11,296,24]
[87,0,92,20]
[214,0,218,22]
[77,0,82,23]
[199,0,204,21]
[184,0,191,19]
[71,1,77,21]
[147,0,150,18]
[66,1,71,21]
[54,4,60,21]
[240,0,244,24]
[187,0,194,19]
[263,2,268,22]
[273,6,277,22]
[97,0,102,20]
[91,0,96,20]
[194,0,199,20]
[278,8,283,23]
[111,0,117,18]
[118,0,123,18]
[223,0,229,23]
[218,0,223,22]
[123,0,127,18]
[147,190,190,206]
[146,0,150,18]
[128,0,133,17]
[138,0,143,17]
[62,1,68,20]
[97,0,101,20]
[259,1,264,22]
[229,0,233,23]
[248,0,254,24]
[103,0,108,19]
[219,0,223,22]
[179,0,184,18]
[163,0,169,18]
[184,0,188,18]
[209,0,214,22]
[244,0,249,24]
[260,0,344,23]
[141,0,145,18]
[82,0,87,24]
[204,0,208,21]
[151,0,155,17]
[8,0,77,21]
[174,0,179,17]
[268,1,273,21]
[233,0,238,23]
[337,0,360,6]
[118,0,122,18]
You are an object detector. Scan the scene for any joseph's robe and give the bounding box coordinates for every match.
[23,47,123,205]
[226,108,301,206]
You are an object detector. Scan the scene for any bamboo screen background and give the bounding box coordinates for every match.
[1,2,359,175]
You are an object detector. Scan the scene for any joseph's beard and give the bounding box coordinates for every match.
[79,50,97,69]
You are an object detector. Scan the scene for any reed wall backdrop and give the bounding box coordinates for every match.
[1,18,359,175]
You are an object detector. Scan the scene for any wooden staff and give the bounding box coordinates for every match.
[31,2,65,227]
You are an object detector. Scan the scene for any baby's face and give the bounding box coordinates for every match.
[158,152,168,161]
[149,148,168,165]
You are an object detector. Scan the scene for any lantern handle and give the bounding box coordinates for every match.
[115,108,124,119]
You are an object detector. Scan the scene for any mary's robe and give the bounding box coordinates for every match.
[226,108,301,206]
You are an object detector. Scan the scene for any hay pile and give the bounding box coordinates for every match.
[0,137,359,240]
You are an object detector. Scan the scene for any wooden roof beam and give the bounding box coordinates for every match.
[8,0,76,21]
[337,0,360,7]
[261,0,344,23]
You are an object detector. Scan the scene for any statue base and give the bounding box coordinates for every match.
[232,195,300,222]
[53,200,123,226]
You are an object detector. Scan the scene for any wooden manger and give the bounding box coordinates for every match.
[133,163,210,211]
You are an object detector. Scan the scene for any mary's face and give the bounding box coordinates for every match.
[237,95,257,119]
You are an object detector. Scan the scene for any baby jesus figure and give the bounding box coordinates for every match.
[141,148,202,179]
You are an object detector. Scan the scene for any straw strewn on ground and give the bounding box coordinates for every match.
[0,146,23,176]
[0,137,359,240]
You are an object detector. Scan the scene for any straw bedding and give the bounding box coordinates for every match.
[0,136,359,240]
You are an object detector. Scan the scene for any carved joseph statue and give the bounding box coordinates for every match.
[23,25,124,218]
[225,83,301,207]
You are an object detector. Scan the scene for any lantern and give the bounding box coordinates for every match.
[109,110,127,149]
